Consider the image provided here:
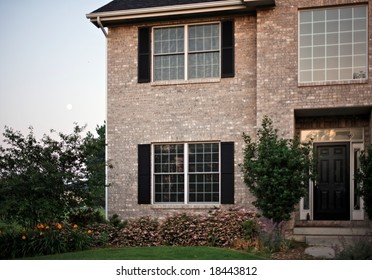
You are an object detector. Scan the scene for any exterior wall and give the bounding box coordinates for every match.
[106,0,372,225]
[256,0,372,136]
[106,15,258,220]
[256,0,372,228]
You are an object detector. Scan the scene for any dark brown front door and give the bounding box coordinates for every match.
[314,143,350,220]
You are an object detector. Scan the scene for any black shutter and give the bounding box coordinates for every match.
[138,27,151,83]
[138,144,151,204]
[221,142,234,204]
[221,20,234,78]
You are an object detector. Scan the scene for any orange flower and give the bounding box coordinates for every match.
[56,223,62,229]
[87,230,93,234]
[22,235,26,240]
[37,224,45,229]
[73,224,78,229]
[45,226,50,229]
[39,232,43,236]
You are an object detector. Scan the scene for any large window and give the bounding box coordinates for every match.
[299,5,368,83]
[153,23,220,81]
[153,143,220,204]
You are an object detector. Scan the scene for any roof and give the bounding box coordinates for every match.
[91,0,225,14]
[87,0,276,27]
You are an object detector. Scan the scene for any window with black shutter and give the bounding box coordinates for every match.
[137,20,234,83]
[137,142,234,205]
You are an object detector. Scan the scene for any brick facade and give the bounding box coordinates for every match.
[107,15,258,219]
[103,0,372,226]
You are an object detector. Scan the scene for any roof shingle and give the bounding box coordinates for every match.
[91,0,228,14]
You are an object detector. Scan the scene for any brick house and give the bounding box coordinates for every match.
[87,0,372,238]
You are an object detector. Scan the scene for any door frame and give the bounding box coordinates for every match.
[299,128,365,221]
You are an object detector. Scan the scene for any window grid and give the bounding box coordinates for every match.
[153,23,221,82]
[153,143,220,204]
[299,6,367,83]
[154,144,185,203]
[188,143,220,203]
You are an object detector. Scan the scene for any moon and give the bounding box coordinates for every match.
[66,104,73,111]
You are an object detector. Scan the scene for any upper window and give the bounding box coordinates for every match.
[138,21,234,83]
[299,5,368,83]
[153,23,220,81]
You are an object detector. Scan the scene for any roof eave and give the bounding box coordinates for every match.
[86,0,275,27]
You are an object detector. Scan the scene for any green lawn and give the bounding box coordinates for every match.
[24,246,268,260]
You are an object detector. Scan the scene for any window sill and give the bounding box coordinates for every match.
[298,79,368,87]
[151,204,221,210]
[151,78,221,86]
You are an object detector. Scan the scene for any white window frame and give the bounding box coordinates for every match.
[151,142,221,205]
[151,22,221,82]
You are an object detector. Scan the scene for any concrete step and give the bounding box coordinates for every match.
[293,227,370,236]
[305,236,353,247]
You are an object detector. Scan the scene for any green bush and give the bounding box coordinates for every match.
[242,116,313,224]
[109,214,128,229]
[356,145,372,220]
[68,207,105,226]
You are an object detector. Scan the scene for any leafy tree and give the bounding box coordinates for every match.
[356,145,372,220]
[81,123,107,208]
[0,124,105,227]
[241,116,313,224]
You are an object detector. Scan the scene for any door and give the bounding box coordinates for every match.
[314,143,350,220]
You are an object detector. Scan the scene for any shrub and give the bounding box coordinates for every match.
[356,145,372,220]
[88,223,120,248]
[160,209,259,248]
[109,214,128,229]
[0,222,94,259]
[257,218,291,253]
[113,216,160,247]
[160,213,203,246]
[68,207,105,226]
[242,116,313,224]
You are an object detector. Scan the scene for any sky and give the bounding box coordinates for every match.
[0,0,110,142]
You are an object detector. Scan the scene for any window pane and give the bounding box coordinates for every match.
[298,6,367,82]
[188,24,220,79]
[340,7,352,19]
[313,34,325,46]
[188,143,219,203]
[326,20,339,32]
[340,20,352,32]
[154,26,185,81]
[300,59,312,71]
[327,69,338,81]
[314,22,325,33]
[354,6,366,18]
[154,144,184,203]
[340,44,352,56]
[313,10,325,21]
[340,68,352,80]
[300,35,312,46]
[300,11,312,23]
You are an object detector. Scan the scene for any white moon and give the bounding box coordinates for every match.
[66,104,73,111]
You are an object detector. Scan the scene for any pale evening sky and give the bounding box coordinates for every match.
[0,0,110,142]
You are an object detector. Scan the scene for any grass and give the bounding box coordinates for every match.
[24,246,268,260]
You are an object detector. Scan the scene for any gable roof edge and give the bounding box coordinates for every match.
[87,0,275,27]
